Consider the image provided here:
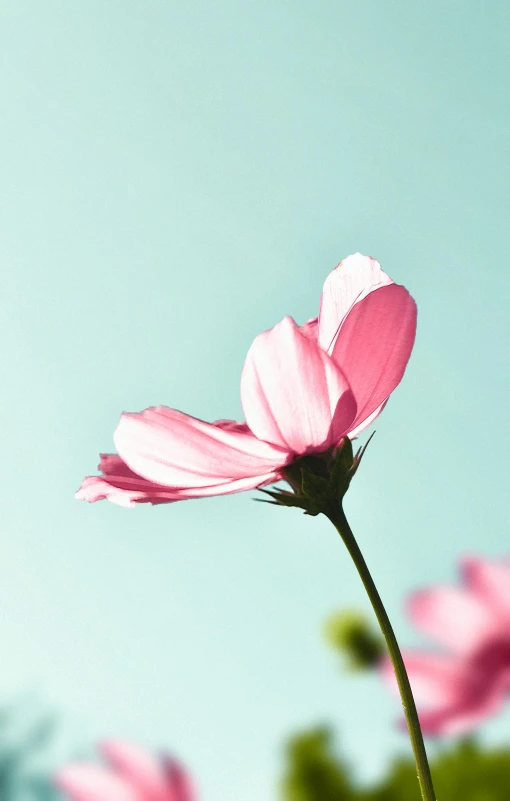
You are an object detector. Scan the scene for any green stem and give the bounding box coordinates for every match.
[324,502,436,801]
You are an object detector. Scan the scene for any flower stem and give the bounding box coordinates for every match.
[324,502,436,801]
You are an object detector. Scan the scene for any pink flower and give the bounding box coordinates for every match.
[77,254,416,506]
[381,557,510,736]
[55,740,195,801]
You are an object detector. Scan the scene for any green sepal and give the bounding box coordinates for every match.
[300,468,329,498]
[257,434,375,516]
[256,487,317,513]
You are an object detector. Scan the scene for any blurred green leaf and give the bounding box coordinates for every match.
[281,727,354,801]
[367,738,510,801]
[324,610,384,671]
[0,701,60,800]
[281,728,510,801]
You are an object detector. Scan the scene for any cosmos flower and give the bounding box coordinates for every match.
[55,740,194,801]
[381,556,510,735]
[77,254,416,507]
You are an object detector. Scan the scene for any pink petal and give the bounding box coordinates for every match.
[167,471,281,498]
[54,765,137,801]
[346,401,386,440]
[381,651,508,736]
[299,317,318,341]
[80,467,282,503]
[417,683,507,737]
[408,586,499,655]
[163,757,196,801]
[318,253,393,353]
[330,284,417,433]
[380,651,467,708]
[461,556,510,619]
[240,316,356,454]
[100,741,169,800]
[114,407,289,490]
[212,419,250,433]
[76,455,182,507]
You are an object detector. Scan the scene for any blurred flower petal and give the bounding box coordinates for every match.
[101,741,171,800]
[381,651,467,707]
[56,741,195,801]
[55,764,137,801]
[408,585,499,655]
[382,557,510,736]
[461,556,510,618]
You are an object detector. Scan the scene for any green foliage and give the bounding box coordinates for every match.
[281,728,353,801]
[281,727,510,801]
[0,703,60,800]
[324,610,384,670]
[367,738,510,801]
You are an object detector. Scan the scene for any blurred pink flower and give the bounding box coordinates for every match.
[77,253,416,506]
[381,556,510,736]
[55,740,194,801]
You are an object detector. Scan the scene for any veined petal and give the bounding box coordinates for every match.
[76,455,181,506]
[54,765,137,801]
[166,471,281,497]
[100,741,169,800]
[114,407,289,489]
[318,253,393,352]
[408,586,499,655]
[240,316,356,454]
[212,419,250,433]
[346,401,386,440]
[331,284,417,432]
[77,455,281,505]
[299,317,318,341]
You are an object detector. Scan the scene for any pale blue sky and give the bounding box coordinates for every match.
[1,2,510,799]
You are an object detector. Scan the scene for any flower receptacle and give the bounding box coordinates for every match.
[258,434,374,516]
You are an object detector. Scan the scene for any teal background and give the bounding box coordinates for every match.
[1,2,510,799]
